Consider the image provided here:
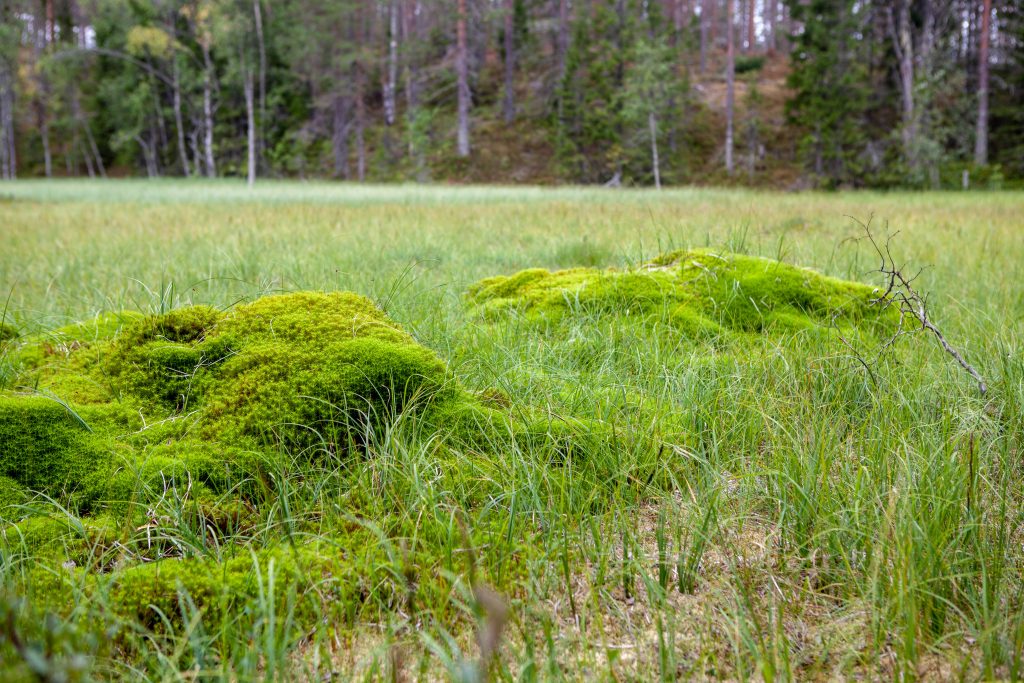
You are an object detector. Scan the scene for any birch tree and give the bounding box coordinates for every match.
[456,0,471,156]
[974,0,992,164]
[725,0,735,174]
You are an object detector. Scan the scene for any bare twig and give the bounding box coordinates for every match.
[843,217,987,395]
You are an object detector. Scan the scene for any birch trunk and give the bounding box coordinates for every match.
[725,0,735,175]
[253,0,267,170]
[648,110,661,189]
[82,118,106,178]
[503,0,515,123]
[172,58,191,177]
[384,0,398,126]
[456,0,471,157]
[201,42,217,178]
[244,67,256,186]
[974,0,991,165]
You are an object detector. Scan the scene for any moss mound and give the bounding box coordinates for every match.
[0,321,16,342]
[0,396,113,496]
[467,249,888,337]
[0,292,510,511]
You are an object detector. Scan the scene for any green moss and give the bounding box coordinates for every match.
[0,474,28,512]
[0,396,112,496]
[10,311,144,370]
[467,249,889,336]
[1,292,528,511]
[0,321,16,342]
[108,543,357,627]
[468,267,551,301]
[102,442,266,510]
[200,335,450,450]
[120,305,222,346]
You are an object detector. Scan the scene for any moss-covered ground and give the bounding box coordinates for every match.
[0,181,1022,681]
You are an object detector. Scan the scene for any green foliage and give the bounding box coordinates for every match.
[991,1,1024,179]
[734,55,766,75]
[554,2,633,183]
[784,0,873,187]
[1,0,1022,188]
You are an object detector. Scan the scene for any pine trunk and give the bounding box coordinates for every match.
[356,73,366,181]
[700,0,708,72]
[746,0,755,52]
[40,111,52,178]
[355,4,367,180]
[889,0,916,168]
[558,0,569,77]
[332,94,351,179]
[0,65,13,180]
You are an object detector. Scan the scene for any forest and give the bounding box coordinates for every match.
[0,0,1021,188]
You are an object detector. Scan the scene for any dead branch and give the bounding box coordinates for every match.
[844,217,987,395]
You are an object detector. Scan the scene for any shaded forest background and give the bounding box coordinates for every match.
[0,0,1020,188]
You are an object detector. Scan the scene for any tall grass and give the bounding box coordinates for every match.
[1,180,1022,680]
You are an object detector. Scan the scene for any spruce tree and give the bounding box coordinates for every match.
[784,0,872,187]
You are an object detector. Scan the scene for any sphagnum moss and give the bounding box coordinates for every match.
[0,291,522,514]
[467,248,890,339]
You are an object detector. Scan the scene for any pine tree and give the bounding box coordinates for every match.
[990,0,1024,177]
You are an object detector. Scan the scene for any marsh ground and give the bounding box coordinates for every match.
[1,181,1023,681]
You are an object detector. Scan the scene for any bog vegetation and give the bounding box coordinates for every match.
[0,0,1021,188]
[0,181,1023,680]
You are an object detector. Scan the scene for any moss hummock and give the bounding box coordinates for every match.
[467,249,889,338]
[0,292,513,513]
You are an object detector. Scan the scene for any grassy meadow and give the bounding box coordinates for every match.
[1,180,1023,681]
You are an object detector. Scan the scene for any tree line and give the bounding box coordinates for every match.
[0,0,1020,188]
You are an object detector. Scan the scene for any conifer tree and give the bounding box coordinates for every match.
[784,0,871,186]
